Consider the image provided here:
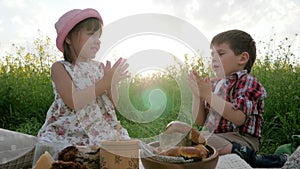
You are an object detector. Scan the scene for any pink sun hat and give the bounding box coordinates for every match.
[55,8,103,52]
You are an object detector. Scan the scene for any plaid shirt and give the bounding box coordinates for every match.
[205,70,267,138]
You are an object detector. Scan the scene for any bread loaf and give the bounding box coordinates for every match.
[159,145,208,159]
[164,121,206,145]
[158,121,210,160]
[189,127,206,145]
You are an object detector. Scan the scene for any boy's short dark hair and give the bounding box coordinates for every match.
[211,29,256,73]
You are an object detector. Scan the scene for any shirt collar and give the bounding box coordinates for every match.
[227,70,248,80]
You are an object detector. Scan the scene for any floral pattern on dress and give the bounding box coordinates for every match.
[38,60,130,147]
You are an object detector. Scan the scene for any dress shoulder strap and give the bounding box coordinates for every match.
[58,60,74,79]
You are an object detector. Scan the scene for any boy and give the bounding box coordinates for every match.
[188,29,287,168]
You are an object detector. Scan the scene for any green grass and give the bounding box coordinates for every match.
[0,34,299,154]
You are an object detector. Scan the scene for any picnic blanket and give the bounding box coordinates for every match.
[1,128,299,169]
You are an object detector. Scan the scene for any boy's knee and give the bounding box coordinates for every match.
[218,143,233,155]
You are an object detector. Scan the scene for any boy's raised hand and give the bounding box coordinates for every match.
[188,70,200,96]
[188,70,212,101]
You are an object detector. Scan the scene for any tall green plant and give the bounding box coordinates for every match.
[253,34,300,153]
[0,35,58,135]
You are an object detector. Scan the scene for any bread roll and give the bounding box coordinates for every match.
[193,144,210,159]
[164,121,206,145]
[159,145,208,159]
[157,121,211,160]
[189,128,206,145]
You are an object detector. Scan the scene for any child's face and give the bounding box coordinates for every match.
[211,42,244,77]
[74,28,101,61]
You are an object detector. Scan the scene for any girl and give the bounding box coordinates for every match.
[37,8,130,146]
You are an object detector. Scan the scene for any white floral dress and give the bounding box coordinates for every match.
[38,60,130,146]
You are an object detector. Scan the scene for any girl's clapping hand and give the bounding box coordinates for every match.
[112,57,130,83]
[101,57,130,89]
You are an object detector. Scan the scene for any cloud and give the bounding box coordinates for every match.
[0,0,72,44]
[152,0,300,39]
[0,0,298,54]
[11,16,23,25]
[0,0,37,43]
[0,0,156,45]
[0,19,3,32]
[1,0,27,8]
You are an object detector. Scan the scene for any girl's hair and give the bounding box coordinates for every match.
[63,18,102,63]
[211,29,256,73]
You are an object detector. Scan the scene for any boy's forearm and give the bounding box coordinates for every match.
[192,95,207,126]
[207,93,246,126]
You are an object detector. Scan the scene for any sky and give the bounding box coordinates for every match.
[0,0,299,61]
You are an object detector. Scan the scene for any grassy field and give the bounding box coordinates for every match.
[0,35,299,154]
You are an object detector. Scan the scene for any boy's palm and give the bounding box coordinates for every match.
[188,70,212,101]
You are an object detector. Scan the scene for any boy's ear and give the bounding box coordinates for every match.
[239,52,249,65]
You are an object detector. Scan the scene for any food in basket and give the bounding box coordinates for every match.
[51,161,87,169]
[33,145,100,169]
[52,145,100,169]
[141,121,219,169]
[141,142,219,169]
[157,121,210,161]
[159,145,209,159]
[164,121,206,145]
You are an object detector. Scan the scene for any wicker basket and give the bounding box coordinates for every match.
[0,128,38,169]
[0,147,35,169]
